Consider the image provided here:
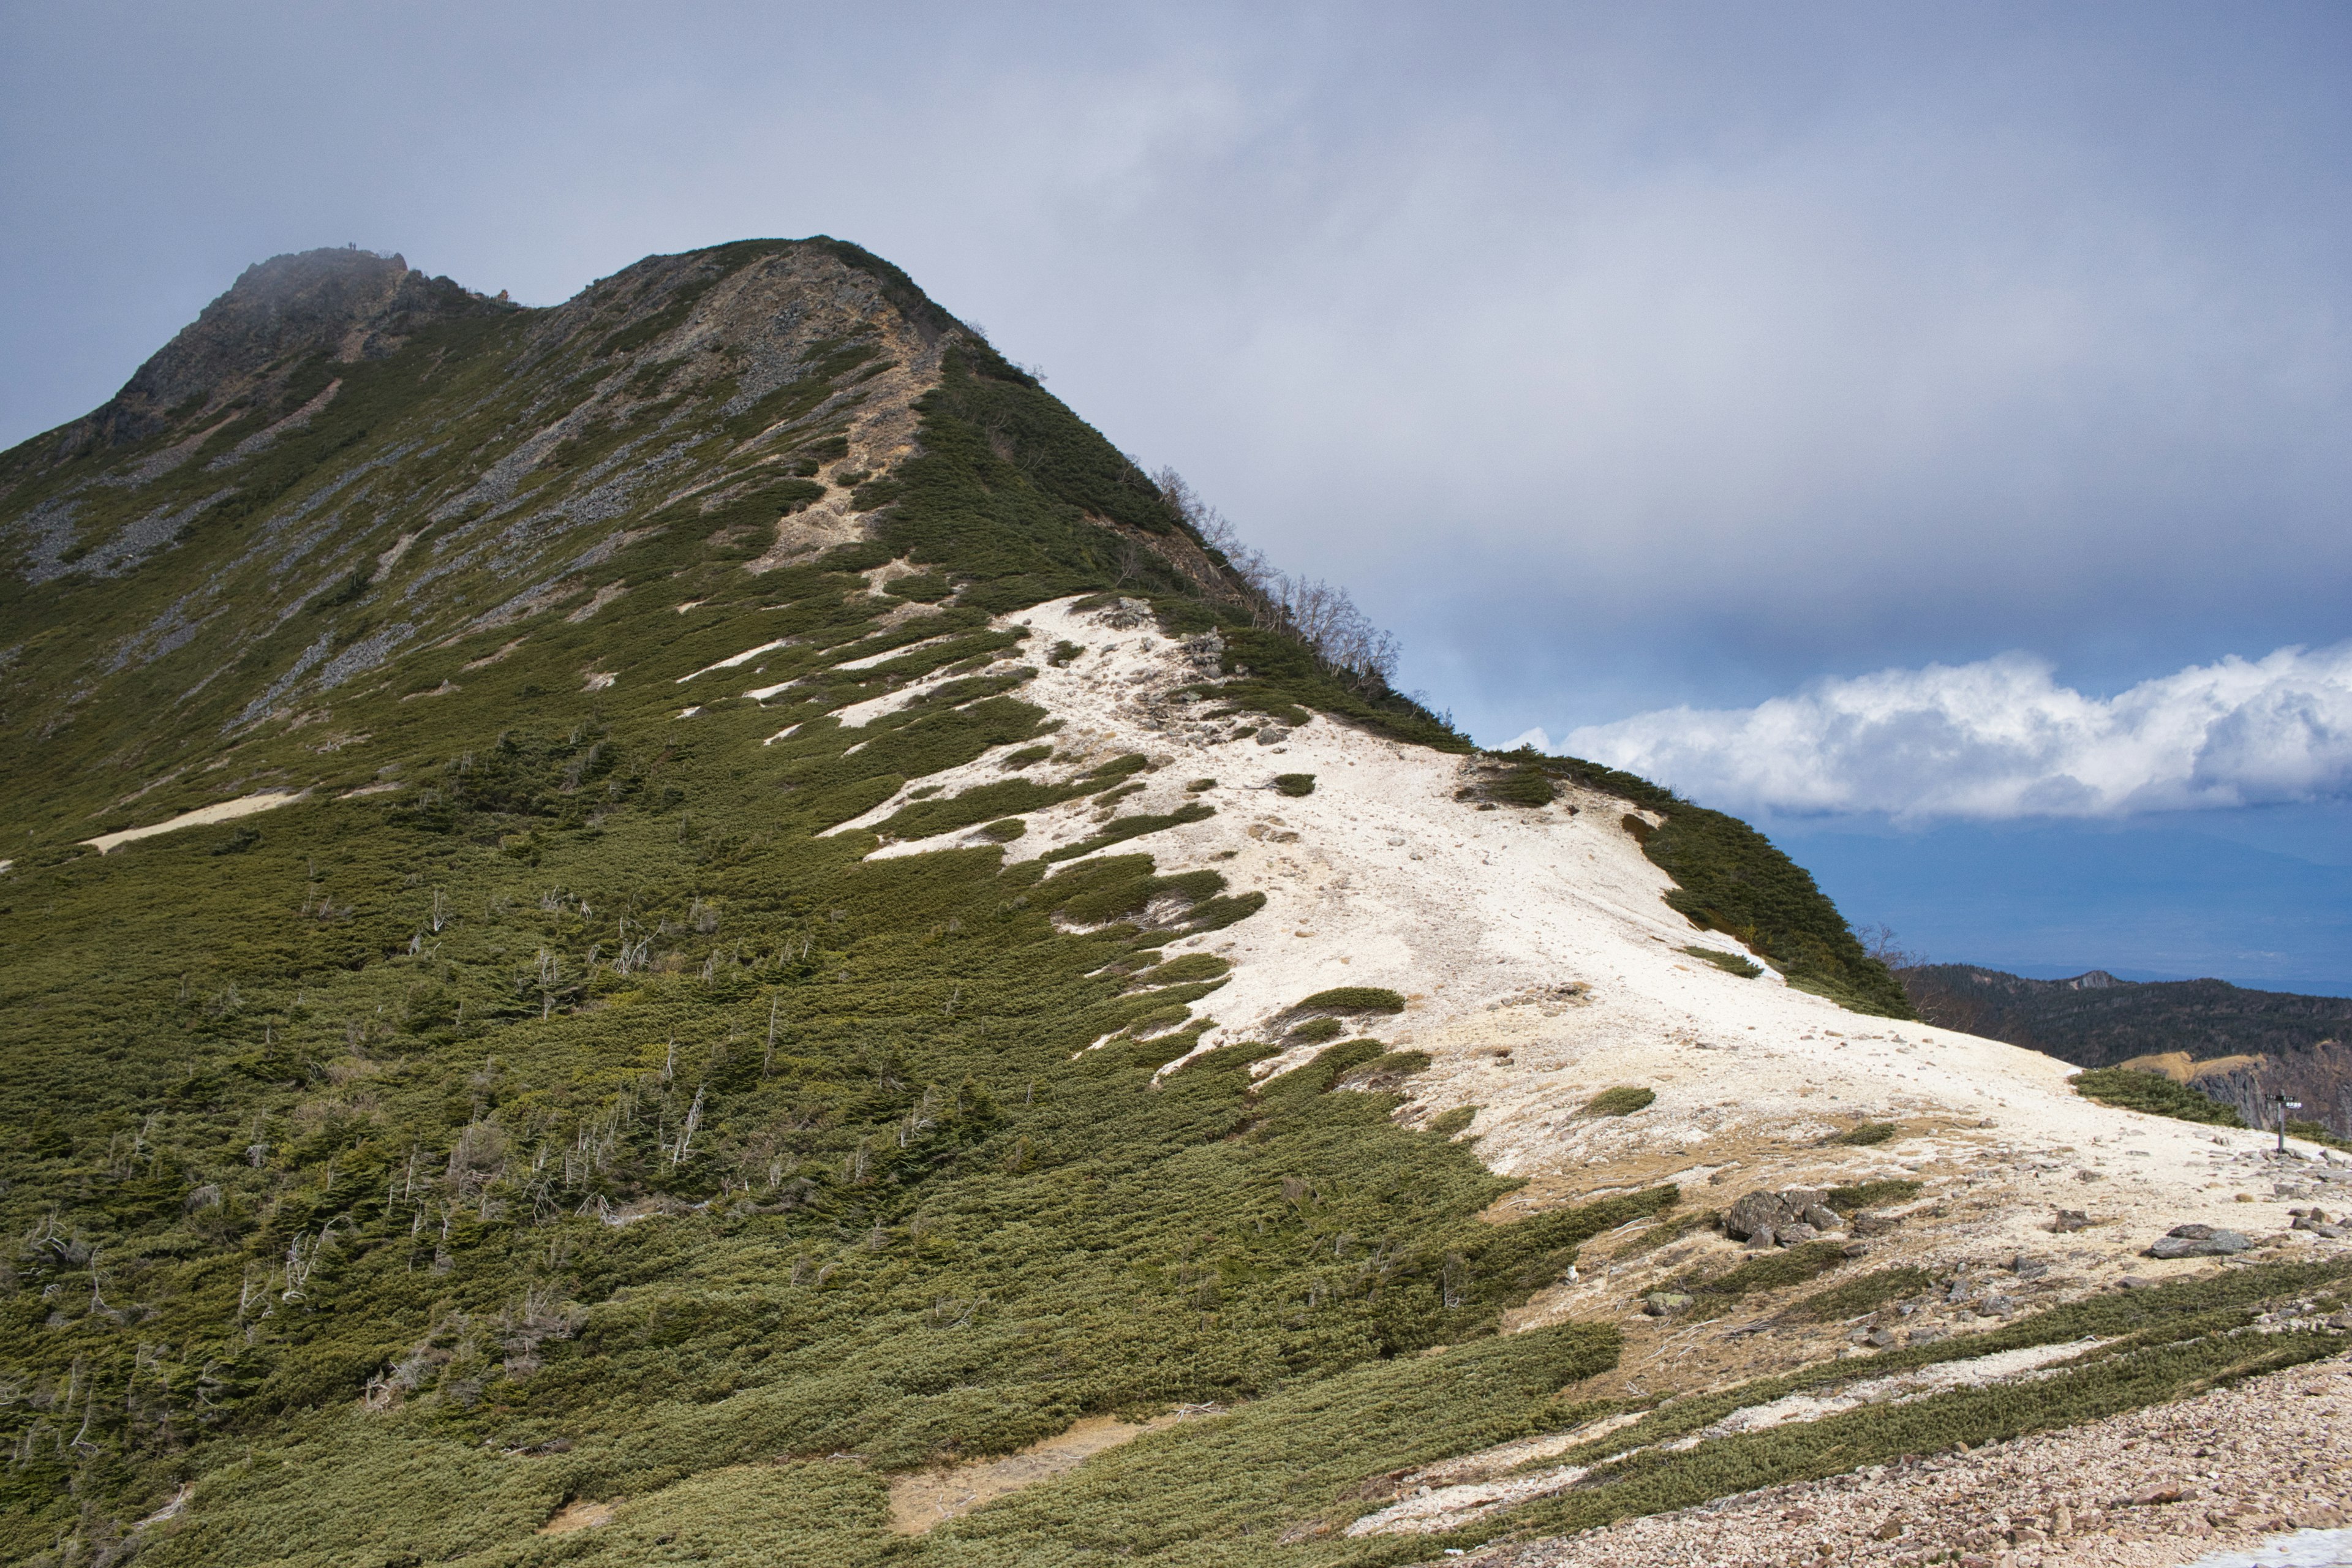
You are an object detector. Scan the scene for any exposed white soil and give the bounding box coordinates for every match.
[1348,1338,2106,1537]
[460,638,524,670]
[563,581,627,622]
[1466,1349,2352,1568]
[793,596,2337,1300]
[81,790,306,854]
[677,638,797,682]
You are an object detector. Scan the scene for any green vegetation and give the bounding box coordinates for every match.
[1583,1085,1656,1117]
[1678,1240,1851,1305]
[0,236,1945,1564]
[1681,945,1763,979]
[1273,772,1316,797]
[2289,1118,2352,1152]
[1792,1265,1933,1321]
[1828,1120,1899,1147]
[2071,1066,2248,1128]
[1291,987,1408,1016]
[1825,1178,1923,1212]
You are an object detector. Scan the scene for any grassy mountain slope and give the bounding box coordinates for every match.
[0,241,2088,1567]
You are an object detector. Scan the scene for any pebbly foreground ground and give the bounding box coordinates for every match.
[1459,1346,2352,1568]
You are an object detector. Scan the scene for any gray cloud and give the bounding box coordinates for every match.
[1548,643,2352,820]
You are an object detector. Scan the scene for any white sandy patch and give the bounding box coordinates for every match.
[564,582,626,623]
[374,531,420,576]
[1347,1337,2108,1537]
[83,790,306,854]
[727,595,2337,1306]
[582,671,616,692]
[461,639,524,670]
[1694,1335,2102,1438]
[825,654,1030,733]
[338,782,402,799]
[835,631,959,670]
[679,638,796,682]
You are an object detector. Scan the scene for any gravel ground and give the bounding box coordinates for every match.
[1464,1341,2352,1568]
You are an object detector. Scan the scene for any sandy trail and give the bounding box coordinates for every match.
[81,790,306,854]
[887,1408,1219,1533]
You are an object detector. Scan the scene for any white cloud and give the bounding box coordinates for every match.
[1562,644,2352,820]
[1504,726,1553,753]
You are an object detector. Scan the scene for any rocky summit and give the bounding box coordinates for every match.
[1,241,2345,1567]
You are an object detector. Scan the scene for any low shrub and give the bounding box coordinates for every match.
[1584,1085,1656,1117]
[1825,1178,1922,1212]
[1828,1121,1899,1147]
[1683,1239,1850,1302]
[1792,1265,1932,1321]
[1681,945,1762,979]
[1292,986,1407,1015]
[2071,1066,2246,1128]
[1273,773,1316,797]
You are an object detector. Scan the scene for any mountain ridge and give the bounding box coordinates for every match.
[0,239,2343,1567]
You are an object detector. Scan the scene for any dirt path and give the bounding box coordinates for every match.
[81,790,306,854]
[886,1407,1220,1532]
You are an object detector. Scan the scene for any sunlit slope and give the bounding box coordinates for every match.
[2,240,2334,1568]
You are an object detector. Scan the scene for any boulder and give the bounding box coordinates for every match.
[1642,1291,1694,1316]
[2051,1209,2095,1233]
[2144,1224,2252,1259]
[1723,1188,1839,1246]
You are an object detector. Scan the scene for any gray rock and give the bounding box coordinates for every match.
[1724,1187,1836,1245]
[1642,1291,1694,1316]
[1253,726,1289,746]
[2009,1256,2050,1280]
[1868,1327,1899,1348]
[1907,1326,1947,1345]
[2144,1224,2252,1259]
[2051,1208,2096,1233]
[1777,1222,1819,1245]
[1723,1189,1788,1241]
[1851,1213,1899,1237]
[1802,1204,1845,1231]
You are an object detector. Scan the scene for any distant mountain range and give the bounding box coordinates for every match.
[1900,962,2352,1134]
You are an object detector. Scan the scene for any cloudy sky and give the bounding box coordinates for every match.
[7,2,2350,987]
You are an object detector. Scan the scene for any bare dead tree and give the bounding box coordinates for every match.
[1152,466,1401,695]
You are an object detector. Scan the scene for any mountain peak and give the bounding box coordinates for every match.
[55,246,512,461]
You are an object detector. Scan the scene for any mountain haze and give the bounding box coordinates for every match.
[1,243,2345,1567]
